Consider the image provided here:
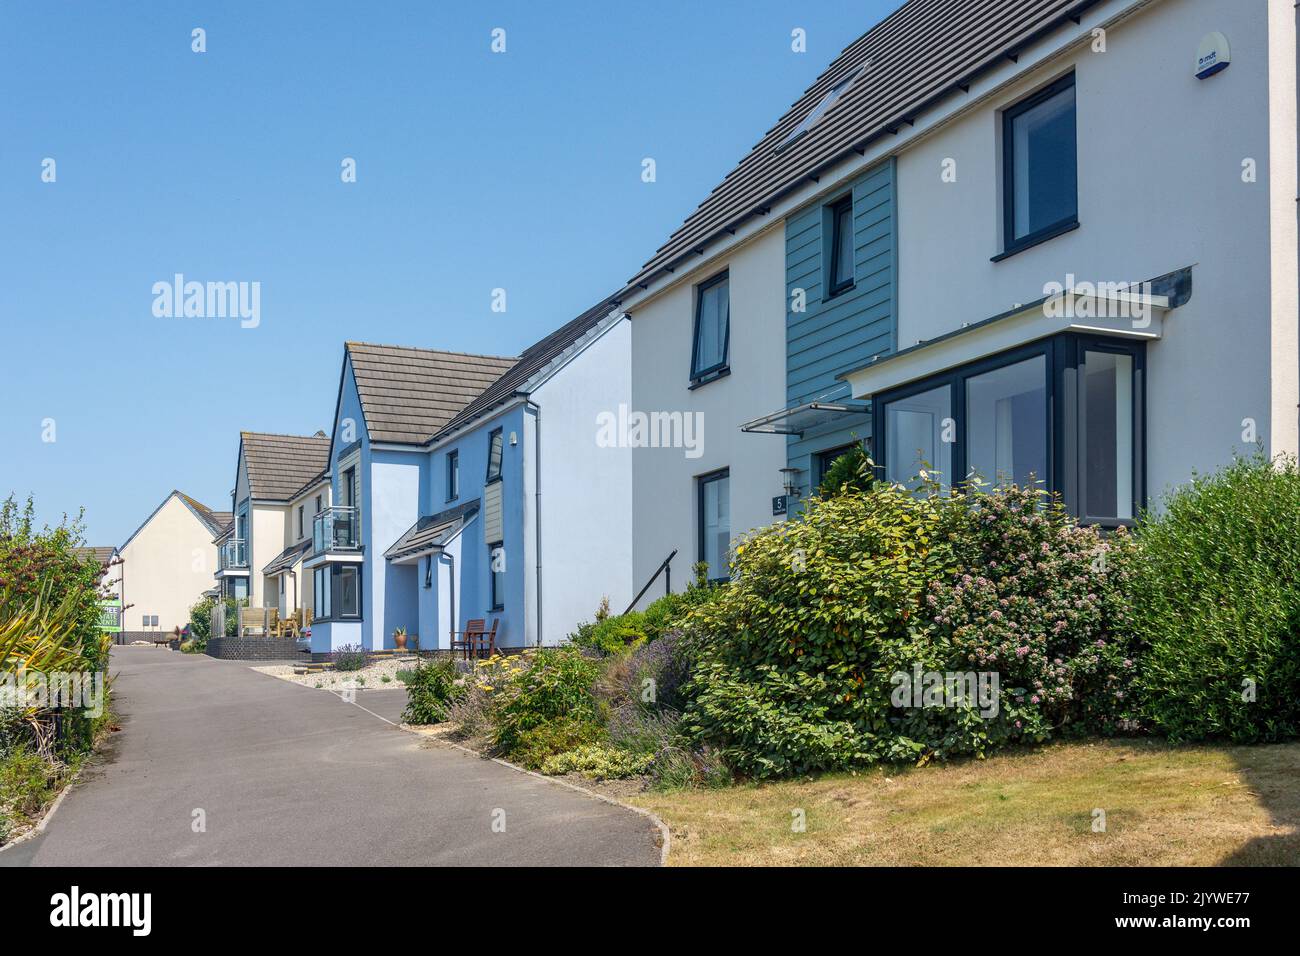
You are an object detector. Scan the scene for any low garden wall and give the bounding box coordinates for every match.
[206,637,309,661]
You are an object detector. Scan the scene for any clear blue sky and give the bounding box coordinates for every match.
[0,0,903,545]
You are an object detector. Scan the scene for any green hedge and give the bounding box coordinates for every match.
[1132,455,1300,742]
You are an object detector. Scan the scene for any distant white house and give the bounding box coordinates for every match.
[113,490,229,638]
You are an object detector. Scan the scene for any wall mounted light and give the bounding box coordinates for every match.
[779,466,802,497]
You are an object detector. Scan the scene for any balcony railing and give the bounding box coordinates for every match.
[313,506,360,554]
[219,538,248,570]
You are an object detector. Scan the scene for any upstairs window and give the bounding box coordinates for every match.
[296,505,304,539]
[828,196,855,297]
[447,450,459,500]
[1002,73,1077,253]
[691,271,730,383]
[486,429,503,482]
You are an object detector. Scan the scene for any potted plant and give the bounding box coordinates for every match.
[393,625,409,650]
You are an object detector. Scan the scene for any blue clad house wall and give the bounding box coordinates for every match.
[784,158,897,495]
[310,356,425,653]
[419,404,529,649]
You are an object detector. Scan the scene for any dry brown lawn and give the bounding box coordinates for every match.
[631,739,1300,867]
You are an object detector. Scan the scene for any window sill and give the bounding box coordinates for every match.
[825,282,856,302]
[991,220,1080,262]
[688,367,731,390]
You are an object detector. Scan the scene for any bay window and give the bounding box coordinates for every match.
[313,563,362,621]
[874,334,1144,525]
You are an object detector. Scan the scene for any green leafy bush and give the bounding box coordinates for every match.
[511,717,605,770]
[1131,454,1300,742]
[541,744,654,780]
[923,483,1140,745]
[490,647,604,756]
[680,477,1137,778]
[188,597,215,642]
[401,657,465,724]
[681,479,956,777]
[570,588,716,655]
[817,443,872,497]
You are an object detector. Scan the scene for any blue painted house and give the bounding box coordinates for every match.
[384,301,632,650]
[307,342,515,654]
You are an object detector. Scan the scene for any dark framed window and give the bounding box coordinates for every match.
[816,440,866,486]
[690,271,730,383]
[424,555,433,589]
[697,469,731,583]
[313,563,362,621]
[314,494,322,513]
[447,450,459,500]
[486,429,503,482]
[489,543,505,610]
[1001,72,1077,256]
[297,505,304,539]
[872,333,1144,526]
[827,196,855,297]
[313,566,330,620]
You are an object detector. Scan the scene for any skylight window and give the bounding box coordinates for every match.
[779,71,859,150]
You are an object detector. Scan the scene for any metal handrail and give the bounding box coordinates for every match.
[623,549,677,616]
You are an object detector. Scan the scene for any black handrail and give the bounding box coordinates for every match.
[624,549,677,616]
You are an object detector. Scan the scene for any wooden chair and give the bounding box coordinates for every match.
[265,608,279,636]
[276,609,302,638]
[238,605,266,636]
[450,618,499,659]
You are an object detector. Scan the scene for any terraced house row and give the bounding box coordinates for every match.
[103,0,1298,656]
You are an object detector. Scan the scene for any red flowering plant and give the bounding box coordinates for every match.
[924,480,1140,742]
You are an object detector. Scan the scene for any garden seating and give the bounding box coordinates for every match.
[450,618,498,659]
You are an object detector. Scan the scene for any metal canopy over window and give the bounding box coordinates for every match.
[740,400,871,437]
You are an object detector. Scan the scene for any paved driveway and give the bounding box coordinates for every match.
[2,648,661,866]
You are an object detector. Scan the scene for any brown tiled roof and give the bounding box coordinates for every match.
[176,492,231,537]
[385,500,479,562]
[436,298,621,439]
[625,0,1092,292]
[72,546,116,568]
[345,343,516,445]
[241,432,332,501]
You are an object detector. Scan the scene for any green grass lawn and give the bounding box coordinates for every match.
[631,739,1300,866]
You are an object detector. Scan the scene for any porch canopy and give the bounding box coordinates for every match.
[839,269,1188,401]
[262,539,311,576]
[740,398,870,437]
[385,500,479,566]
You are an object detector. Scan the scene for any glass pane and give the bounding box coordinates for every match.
[1083,351,1134,519]
[885,385,953,490]
[1012,84,1076,240]
[701,475,730,580]
[965,356,1048,489]
[338,567,358,617]
[693,279,728,374]
[487,433,503,479]
[834,204,854,287]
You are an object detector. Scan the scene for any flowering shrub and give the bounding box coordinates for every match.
[680,475,1139,778]
[924,483,1140,743]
